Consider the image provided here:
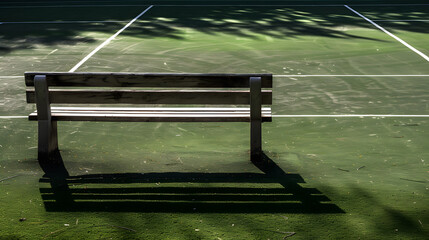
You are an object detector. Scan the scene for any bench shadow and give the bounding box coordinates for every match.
[39,154,344,213]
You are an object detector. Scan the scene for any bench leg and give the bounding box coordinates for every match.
[250,120,262,163]
[38,120,69,177]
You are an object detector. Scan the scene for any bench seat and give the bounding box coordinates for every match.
[29,107,272,122]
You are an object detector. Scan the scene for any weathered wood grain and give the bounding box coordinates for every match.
[47,106,272,112]
[28,107,272,122]
[25,72,274,174]
[29,113,272,122]
[33,75,63,174]
[25,72,273,88]
[250,77,262,162]
[26,89,272,105]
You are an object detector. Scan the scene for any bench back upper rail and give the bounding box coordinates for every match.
[25,72,272,88]
[25,72,272,105]
[26,89,272,105]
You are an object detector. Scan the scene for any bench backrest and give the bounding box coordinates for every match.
[25,72,272,105]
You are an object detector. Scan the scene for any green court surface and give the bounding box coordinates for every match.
[1,1,428,239]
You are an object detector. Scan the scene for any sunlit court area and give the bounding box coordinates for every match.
[1,0,428,239]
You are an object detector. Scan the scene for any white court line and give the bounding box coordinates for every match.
[373,20,429,22]
[274,75,429,77]
[349,4,429,6]
[273,115,429,118]
[0,5,151,8]
[0,5,341,9]
[2,4,429,8]
[68,5,153,72]
[0,0,135,3]
[1,115,429,119]
[0,20,128,24]
[0,116,27,119]
[345,5,429,62]
[156,5,341,7]
[4,75,427,78]
[158,4,429,7]
[1,19,426,25]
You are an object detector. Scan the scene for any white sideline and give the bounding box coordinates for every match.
[373,20,429,22]
[350,4,429,6]
[274,75,429,77]
[2,18,428,24]
[1,19,427,25]
[159,4,429,6]
[0,5,340,9]
[2,3,429,8]
[273,115,429,118]
[2,115,429,119]
[68,5,153,72]
[5,75,427,78]
[345,5,429,62]
[0,116,27,119]
[0,5,150,8]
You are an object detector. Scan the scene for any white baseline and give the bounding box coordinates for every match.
[345,5,429,62]
[4,75,428,78]
[2,115,429,119]
[1,20,427,25]
[273,115,429,118]
[68,5,153,72]
[2,3,429,8]
[274,75,429,77]
[0,116,28,119]
[373,19,429,22]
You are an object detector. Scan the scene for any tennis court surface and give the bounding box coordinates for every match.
[1,0,428,239]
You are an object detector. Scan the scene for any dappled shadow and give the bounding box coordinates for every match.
[0,23,117,54]
[343,185,429,239]
[127,6,386,41]
[0,5,146,54]
[39,155,344,213]
[2,2,428,54]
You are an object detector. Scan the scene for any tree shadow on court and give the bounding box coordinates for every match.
[329,184,429,239]
[128,6,386,41]
[0,23,118,54]
[2,3,428,54]
[0,6,142,54]
[39,154,344,213]
[132,5,429,40]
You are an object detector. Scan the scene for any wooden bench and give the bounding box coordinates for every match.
[25,72,273,177]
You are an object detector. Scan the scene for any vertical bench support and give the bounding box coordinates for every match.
[34,75,68,177]
[250,77,262,163]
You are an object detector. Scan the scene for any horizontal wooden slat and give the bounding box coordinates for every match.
[25,72,273,88]
[35,108,272,115]
[26,89,272,105]
[29,114,271,122]
[49,107,272,111]
[28,107,272,122]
